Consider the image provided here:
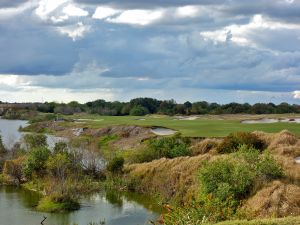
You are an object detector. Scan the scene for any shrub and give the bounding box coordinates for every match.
[217,132,265,154]
[106,156,124,173]
[23,134,48,149]
[23,147,51,178]
[199,159,255,201]
[256,151,284,180]
[132,135,191,163]
[148,134,191,158]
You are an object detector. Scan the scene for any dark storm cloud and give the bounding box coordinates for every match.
[0,12,79,75]
[74,0,223,9]
[0,0,299,103]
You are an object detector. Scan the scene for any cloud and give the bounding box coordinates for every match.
[57,22,90,41]
[0,0,299,103]
[62,4,89,17]
[294,91,300,99]
[106,9,164,26]
[92,6,120,19]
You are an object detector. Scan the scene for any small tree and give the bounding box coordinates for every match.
[24,134,47,149]
[23,147,51,178]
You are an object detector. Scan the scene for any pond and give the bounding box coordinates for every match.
[0,186,160,225]
[0,119,161,224]
[0,119,28,148]
[0,119,67,149]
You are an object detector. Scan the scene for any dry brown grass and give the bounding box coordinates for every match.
[243,180,300,218]
[190,138,221,155]
[124,130,300,219]
[124,154,214,204]
[254,130,300,182]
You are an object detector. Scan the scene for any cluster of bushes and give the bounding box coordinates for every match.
[164,144,283,224]
[132,134,191,163]
[2,134,101,212]
[217,132,265,153]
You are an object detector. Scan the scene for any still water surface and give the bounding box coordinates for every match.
[0,186,160,225]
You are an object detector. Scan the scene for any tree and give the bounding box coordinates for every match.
[129,106,149,116]
[46,153,71,184]
[24,134,47,149]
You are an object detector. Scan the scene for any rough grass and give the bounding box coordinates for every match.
[124,154,214,204]
[214,216,300,225]
[124,130,300,219]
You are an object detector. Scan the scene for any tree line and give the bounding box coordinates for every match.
[2,98,300,116]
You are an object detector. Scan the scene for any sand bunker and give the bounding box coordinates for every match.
[150,127,177,136]
[174,116,198,121]
[242,118,300,124]
[295,157,300,164]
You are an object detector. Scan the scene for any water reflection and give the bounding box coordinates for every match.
[0,186,160,225]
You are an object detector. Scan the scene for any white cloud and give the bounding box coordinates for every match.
[294,91,300,99]
[57,22,90,41]
[176,5,199,18]
[62,4,88,17]
[92,6,119,20]
[35,0,69,20]
[107,9,164,26]
[200,14,300,47]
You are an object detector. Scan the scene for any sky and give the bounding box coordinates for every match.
[0,0,300,104]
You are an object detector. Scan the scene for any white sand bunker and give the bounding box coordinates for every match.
[150,127,177,136]
[174,116,198,121]
[242,118,279,124]
[241,118,300,124]
[295,157,300,164]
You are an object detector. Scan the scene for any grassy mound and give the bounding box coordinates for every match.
[37,196,80,213]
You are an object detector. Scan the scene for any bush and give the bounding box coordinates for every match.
[148,134,191,158]
[256,152,284,180]
[23,134,48,149]
[132,135,191,163]
[106,156,124,173]
[199,159,255,201]
[129,106,149,116]
[217,132,265,154]
[23,147,51,178]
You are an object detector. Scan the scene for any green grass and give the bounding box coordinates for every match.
[64,114,300,137]
[36,196,80,212]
